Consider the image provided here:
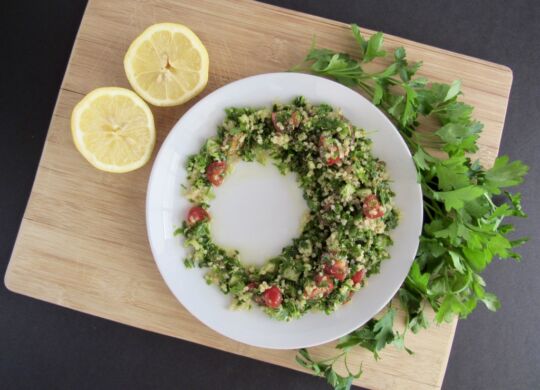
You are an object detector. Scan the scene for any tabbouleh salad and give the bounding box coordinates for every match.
[176,97,399,321]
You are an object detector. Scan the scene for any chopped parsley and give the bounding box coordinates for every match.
[176,97,398,320]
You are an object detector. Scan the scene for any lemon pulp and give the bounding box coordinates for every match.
[71,87,155,173]
[124,23,209,107]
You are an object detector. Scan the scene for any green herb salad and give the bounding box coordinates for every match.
[176,97,399,321]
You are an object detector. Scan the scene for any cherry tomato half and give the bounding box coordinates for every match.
[263,286,283,308]
[271,112,281,132]
[271,112,285,133]
[352,269,366,284]
[272,111,300,132]
[319,136,342,166]
[206,161,227,186]
[326,157,341,166]
[187,206,209,225]
[290,111,300,128]
[362,194,385,219]
[304,275,334,300]
[324,259,349,282]
[315,274,334,294]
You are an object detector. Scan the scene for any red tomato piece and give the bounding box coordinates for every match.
[290,111,300,128]
[263,286,283,308]
[271,111,288,132]
[324,259,349,282]
[206,161,227,186]
[319,136,342,166]
[315,274,334,294]
[362,194,385,219]
[246,282,258,290]
[352,269,366,284]
[326,156,341,166]
[271,112,279,131]
[272,111,300,132]
[187,206,209,225]
[304,275,334,300]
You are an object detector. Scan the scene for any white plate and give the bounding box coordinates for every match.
[146,73,422,349]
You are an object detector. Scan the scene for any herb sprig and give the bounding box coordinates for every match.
[293,24,528,389]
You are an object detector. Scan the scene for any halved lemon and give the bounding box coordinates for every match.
[124,23,209,107]
[71,87,156,173]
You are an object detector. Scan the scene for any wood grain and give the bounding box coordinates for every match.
[4,0,513,389]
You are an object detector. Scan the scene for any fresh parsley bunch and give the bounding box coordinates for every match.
[293,24,528,389]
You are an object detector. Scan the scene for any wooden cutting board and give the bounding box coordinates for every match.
[4,0,513,389]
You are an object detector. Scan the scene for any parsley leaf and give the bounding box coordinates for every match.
[484,156,529,194]
[363,32,387,62]
[296,348,362,390]
[373,308,397,350]
[435,186,485,211]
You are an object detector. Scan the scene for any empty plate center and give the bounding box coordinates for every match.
[209,161,309,266]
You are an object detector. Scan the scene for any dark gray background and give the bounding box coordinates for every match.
[1,1,538,389]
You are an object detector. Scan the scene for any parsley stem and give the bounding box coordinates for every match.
[423,203,434,220]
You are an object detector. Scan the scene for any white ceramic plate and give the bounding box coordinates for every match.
[146,73,422,349]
